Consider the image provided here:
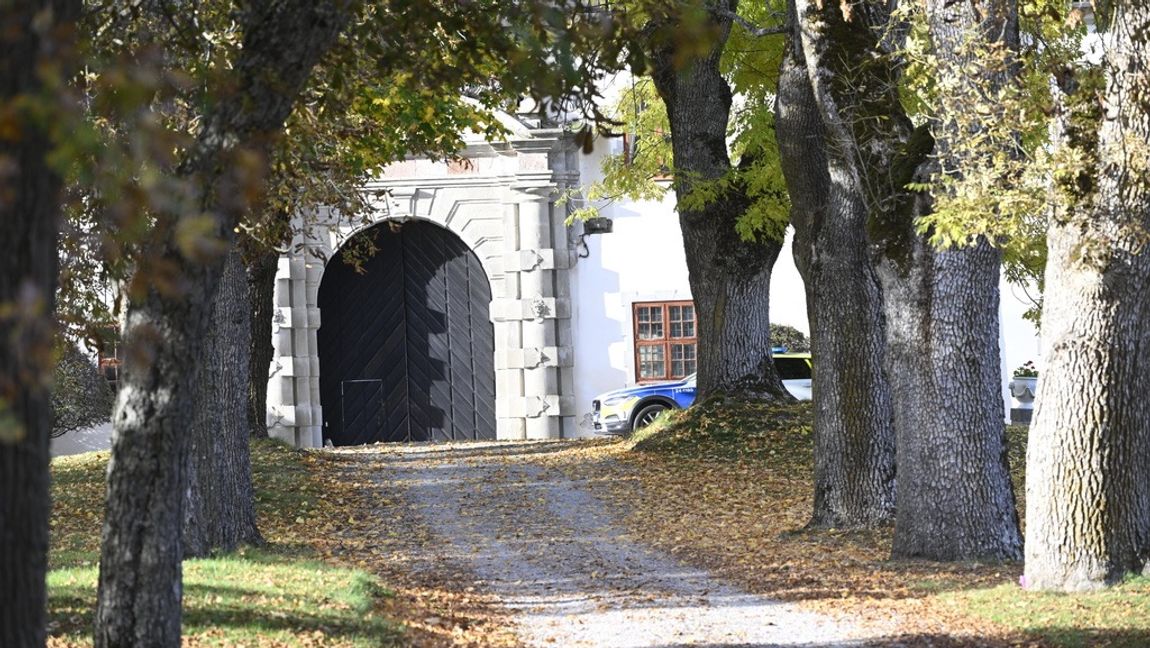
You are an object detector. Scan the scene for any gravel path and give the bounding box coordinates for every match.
[51,422,112,457]
[349,441,875,648]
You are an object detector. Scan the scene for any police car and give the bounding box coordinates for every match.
[590,352,812,435]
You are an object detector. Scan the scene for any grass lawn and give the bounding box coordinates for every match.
[560,398,1150,648]
[48,440,405,647]
[955,577,1150,648]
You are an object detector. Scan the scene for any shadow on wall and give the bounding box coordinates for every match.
[317,220,496,445]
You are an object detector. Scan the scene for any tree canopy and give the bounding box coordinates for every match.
[570,0,791,244]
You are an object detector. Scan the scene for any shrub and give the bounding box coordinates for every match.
[770,323,810,353]
[51,342,115,437]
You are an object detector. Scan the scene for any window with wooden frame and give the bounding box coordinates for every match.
[633,301,697,382]
[97,327,122,392]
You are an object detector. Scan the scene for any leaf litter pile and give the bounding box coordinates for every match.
[538,399,1150,648]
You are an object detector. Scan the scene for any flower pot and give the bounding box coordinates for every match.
[1009,376,1038,425]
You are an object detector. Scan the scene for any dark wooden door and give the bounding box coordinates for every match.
[340,380,384,446]
[317,221,496,445]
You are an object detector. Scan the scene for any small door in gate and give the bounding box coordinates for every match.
[340,380,384,446]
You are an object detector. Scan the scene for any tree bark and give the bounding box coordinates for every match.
[879,238,1022,560]
[881,0,1023,562]
[775,0,896,528]
[245,244,278,439]
[94,4,350,646]
[1025,3,1150,591]
[184,247,263,557]
[0,3,79,645]
[647,0,789,401]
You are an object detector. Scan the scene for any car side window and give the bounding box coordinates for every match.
[775,358,812,380]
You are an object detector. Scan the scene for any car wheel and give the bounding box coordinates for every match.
[633,403,669,430]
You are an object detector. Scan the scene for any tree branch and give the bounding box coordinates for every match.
[716,9,788,37]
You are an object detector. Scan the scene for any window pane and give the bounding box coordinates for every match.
[669,304,693,339]
[684,343,699,376]
[639,345,665,379]
[637,306,664,340]
[681,305,695,338]
[671,343,696,377]
[671,303,694,340]
[639,322,664,340]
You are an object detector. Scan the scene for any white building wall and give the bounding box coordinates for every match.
[568,135,1042,434]
[570,191,690,435]
[767,233,809,335]
[1000,281,1042,377]
[268,122,582,446]
[569,138,812,435]
[1000,279,1043,422]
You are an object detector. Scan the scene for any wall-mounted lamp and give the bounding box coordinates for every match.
[583,217,613,235]
[575,217,613,260]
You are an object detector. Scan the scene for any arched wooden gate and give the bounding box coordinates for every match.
[317,221,497,445]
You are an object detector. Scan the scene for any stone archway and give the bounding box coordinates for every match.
[265,118,581,448]
[316,220,496,445]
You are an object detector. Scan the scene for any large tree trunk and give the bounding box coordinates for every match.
[788,0,1021,553]
[94,5,350,646]
[0,3,79,645]
[775,1,896,528]
[246,244,279,439]
[184,248,262,557]
[879,238,1022,560]
[1025,3,1150,591]
[881,0,1023,562]
[647,0,788,400]
[95,254,213,647]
